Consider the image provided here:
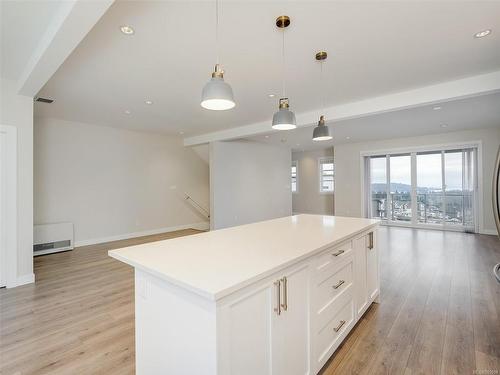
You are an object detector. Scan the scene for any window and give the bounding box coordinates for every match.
[319,157,334,193]
[291,161,298,193]
[365,146,477,232]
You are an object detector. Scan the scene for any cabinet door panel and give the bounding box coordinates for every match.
[366,232,380,301]
[353,236,368,317]
[218,284,277,375]
[279,264,310,375]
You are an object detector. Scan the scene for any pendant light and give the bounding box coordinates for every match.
[201,0,235,111]
[312,51,332,141]
[272,15,296,130]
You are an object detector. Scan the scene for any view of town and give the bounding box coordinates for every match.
[369,150,475,227]
[371,185,470,225]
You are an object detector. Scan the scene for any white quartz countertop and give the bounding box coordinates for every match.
[108,215,378,301]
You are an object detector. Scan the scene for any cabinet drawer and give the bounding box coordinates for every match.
[313,292,354,366]
[313,241,353,277]
[313,259,353,314]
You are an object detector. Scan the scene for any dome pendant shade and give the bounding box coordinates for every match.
[201,65,236,111]
[272,98,296,130]
[312,115,332,141]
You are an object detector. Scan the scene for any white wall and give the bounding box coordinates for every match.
[334,127,500,234]
[210,140,292,230]
[0,78,34,286]
[34,117,209,245]
[292,148,334,215]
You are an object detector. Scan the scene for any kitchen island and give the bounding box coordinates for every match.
[109,214,380,375]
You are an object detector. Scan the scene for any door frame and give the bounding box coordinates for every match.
[0,124,18,288]
[360,140,483,233]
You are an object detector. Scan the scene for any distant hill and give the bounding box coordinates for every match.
[371,183,411,193]
[371,183,453,194]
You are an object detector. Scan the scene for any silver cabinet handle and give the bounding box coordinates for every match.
[332,249,345,257]
[332,280,345,290]
[281,277,288,311]
[368,232,374,249]
[494,263,500,284]
[333,320,346,332]
[274,280,281,315]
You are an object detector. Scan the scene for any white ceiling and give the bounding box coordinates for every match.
[0,0,62,80]
[248,92,500,151]
[34,0,500,138]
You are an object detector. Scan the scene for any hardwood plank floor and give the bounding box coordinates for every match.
[1,227,499,375]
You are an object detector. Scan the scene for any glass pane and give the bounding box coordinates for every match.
[320,161,334,192]
[389,155,411,222]
[370,157,387,219]
[445,151,463,191]
[291,164,297,192]
[416,152,442,224]
[444,151,464,225]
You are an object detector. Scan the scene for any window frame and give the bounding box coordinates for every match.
[291,160,298,194]
[318,157,335,194]
[362,143,479,233]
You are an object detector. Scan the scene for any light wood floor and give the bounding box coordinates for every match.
[1,227,499,375]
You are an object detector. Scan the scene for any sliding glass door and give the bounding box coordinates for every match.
[389,154,412,222]
[417,152,443,224]
[366,147,477,232]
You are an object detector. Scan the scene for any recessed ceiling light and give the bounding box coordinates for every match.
[474,29,491,38]
[346,136,351,140]
[179,131,184,135]
[268,94,276,98]
[120,25,135,35]
[296,143,300,146]
[145,100,153,105]
[265,135,269,138]
[124,110,131,115]
[440,124,448,128]
[433,106,442,111]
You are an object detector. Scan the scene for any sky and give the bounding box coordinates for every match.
[370,151,464,191]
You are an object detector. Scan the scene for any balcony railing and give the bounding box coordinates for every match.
[371,192,472,225]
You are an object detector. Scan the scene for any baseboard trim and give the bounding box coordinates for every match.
[8,273,35,288]
[479,228,498,236]
[74,221,210,248]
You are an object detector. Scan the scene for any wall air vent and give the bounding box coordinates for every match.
[34,223,74,256]
[35,97,54,104]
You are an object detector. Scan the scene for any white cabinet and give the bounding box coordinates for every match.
[217,264,310,375]
[353,235,368,317]
[217,281,277,375]
[115,219,380,375]
[366,231,380,302]
[273,264,310,375]
[354,231,379,319]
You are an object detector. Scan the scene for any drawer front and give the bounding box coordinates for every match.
[313,259,354,316]
[313,292,354,367]
[313,240,353,278]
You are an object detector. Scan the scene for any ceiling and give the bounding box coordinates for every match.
[34,0,500,138]
[247,92,500,151]
[0,0,62,80]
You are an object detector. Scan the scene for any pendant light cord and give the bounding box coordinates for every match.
[282,29,286,98]
[215,0,219,65]
[320,61,324,116]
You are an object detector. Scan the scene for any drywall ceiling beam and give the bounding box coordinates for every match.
[184,70,500,146]
[17,0,114,97]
